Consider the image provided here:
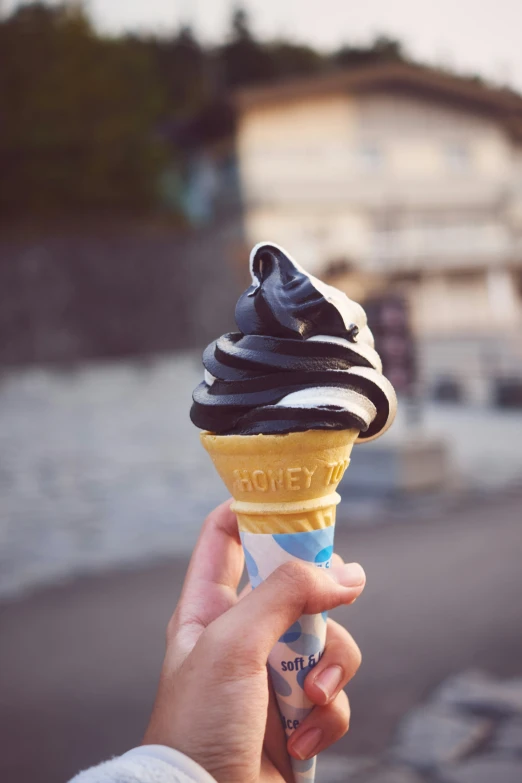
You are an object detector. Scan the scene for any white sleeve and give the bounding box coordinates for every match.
[68,745,218,783]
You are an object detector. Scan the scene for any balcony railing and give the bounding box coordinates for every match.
[368,223,511,270]
[242,176,507,210]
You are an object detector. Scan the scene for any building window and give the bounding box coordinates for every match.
[444,143,471,172]
[358,143,384,172]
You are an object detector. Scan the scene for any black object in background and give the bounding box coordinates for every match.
[364,295,417,395]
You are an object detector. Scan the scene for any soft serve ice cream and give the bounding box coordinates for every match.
[191,242,397,440]
[192,242,398,783]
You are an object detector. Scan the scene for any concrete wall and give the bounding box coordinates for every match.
[0,219,242,366]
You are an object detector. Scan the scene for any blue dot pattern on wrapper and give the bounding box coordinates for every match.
[279,621,302,644]
[272,528,334,562]
[243,543,259,577]
[296,661,315,690]
[292,756,317,783]
[315,545,333,563]
[242,543,264,588]
[293,758,315,773]
[239,525,334,782]
[267,662,293,697]
[286,632,323,656]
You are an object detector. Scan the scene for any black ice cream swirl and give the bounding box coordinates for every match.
[190,243,397,441]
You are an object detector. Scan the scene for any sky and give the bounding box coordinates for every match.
[5,0,522,91]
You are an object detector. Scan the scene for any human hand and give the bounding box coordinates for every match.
[143,500,365,783]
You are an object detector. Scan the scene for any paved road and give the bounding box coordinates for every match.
[1,489,521,783]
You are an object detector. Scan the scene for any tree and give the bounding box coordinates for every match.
[269,42,325,79]
[151,26,211,118]
[0,2,410,220]
[0,3,168,215]
[217,6,276,89]
[231,7,251,41]
[334,35,406,68]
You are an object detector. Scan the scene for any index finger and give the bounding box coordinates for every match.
[175,500,244,648]
[206,560,366,672]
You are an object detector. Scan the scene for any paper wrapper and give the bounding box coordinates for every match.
[240,524,335,782]
[201,429,358,783]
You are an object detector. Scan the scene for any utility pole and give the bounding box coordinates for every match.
[179,0,197,31]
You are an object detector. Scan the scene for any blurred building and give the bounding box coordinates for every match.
[234,62,522,402]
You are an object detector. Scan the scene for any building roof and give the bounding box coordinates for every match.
[236,61,522,138]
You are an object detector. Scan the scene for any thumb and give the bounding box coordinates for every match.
[204,561,365,671]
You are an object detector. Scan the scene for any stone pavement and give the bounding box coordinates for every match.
[389,670,522,783]
[319,671,522,782]
[1,354,522,599]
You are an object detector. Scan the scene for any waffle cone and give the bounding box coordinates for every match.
[200,429,358,533]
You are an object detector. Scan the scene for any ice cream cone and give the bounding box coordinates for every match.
[200,429,357,526]
[201,429,358,783]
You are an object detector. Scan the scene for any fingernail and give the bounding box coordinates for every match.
[314,665,343,701]
[332,562,366,587]
[292,727,323,760]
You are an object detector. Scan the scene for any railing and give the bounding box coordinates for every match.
[242,176,507,209]
[368,224,512,270]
